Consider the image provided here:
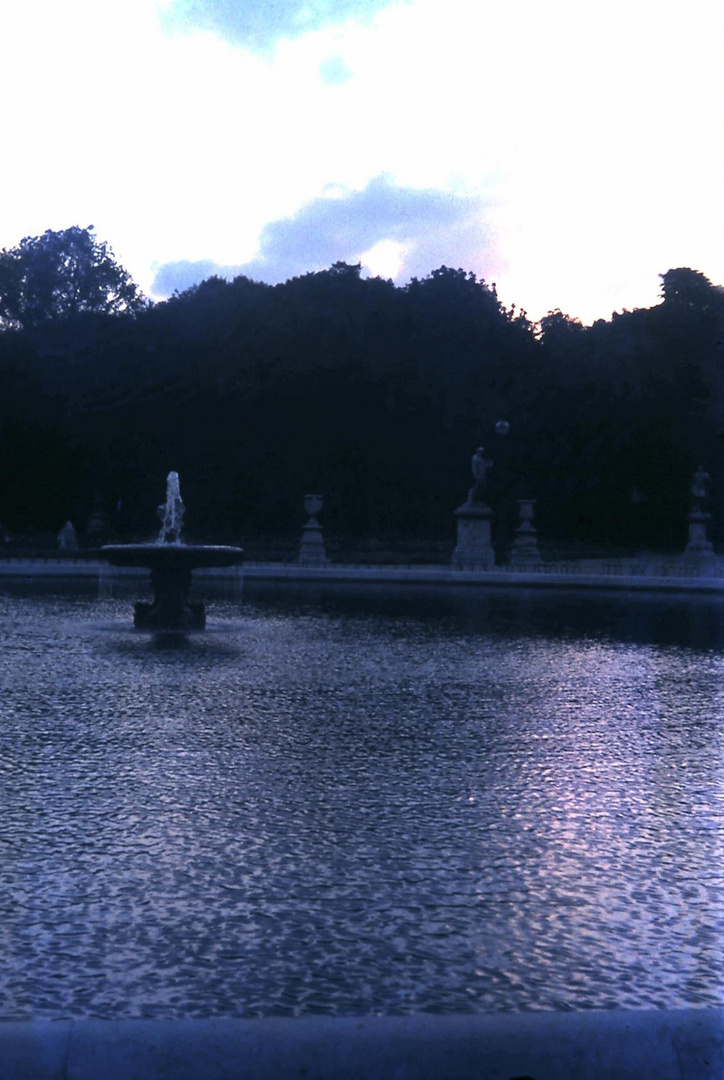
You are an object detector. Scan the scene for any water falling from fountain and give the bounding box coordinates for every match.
[157,471,185,545]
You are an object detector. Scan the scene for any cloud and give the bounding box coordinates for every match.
[151,176,498,296]
[318,55,352,85]
[158,0,399,53]
[151,259,246,296]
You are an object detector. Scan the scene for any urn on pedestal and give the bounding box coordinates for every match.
[510,498,542,565]
[298,494,329,567]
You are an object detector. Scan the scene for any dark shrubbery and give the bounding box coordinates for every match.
[2,231,723,553]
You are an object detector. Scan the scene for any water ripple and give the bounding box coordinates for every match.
[1,588,723,1019]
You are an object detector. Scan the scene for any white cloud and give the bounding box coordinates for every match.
[151,175,497,293]
[359,238,406,280]
[0,0,722,321]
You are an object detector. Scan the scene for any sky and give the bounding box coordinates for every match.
[1,0,722,324]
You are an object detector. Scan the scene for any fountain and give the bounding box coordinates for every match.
[101,472,244,629]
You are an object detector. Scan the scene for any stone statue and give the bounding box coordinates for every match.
[468,447,493,505]
[57,521,78,551]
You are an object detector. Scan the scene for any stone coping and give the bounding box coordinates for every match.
[240,563,724,592]
[1,1008,722,1079]
[2,558,724,592]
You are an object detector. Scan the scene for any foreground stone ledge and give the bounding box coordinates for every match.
[1,1008,722,1080]
[240,563,724,592]
[3,556,724,592]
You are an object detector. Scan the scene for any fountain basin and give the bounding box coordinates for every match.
[102,544,244,629]
[102,544,244,572]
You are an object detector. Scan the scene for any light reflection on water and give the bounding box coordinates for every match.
[1,583,723,1019]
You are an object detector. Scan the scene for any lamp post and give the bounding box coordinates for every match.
[492,419,512,563]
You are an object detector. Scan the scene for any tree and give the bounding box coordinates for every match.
[659,267,718,309]
[538,309,585,347]
[0,226,146,331]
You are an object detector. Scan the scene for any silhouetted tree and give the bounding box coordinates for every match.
[0,226,146,332]
[659,267,721,310]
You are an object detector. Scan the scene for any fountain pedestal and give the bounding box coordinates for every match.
[134,565,204,629]
[103,544,244,630]
[102,473,244,630]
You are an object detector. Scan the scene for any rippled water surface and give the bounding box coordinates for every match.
[1,582,723,1018]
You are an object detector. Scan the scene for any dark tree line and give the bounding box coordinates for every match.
[1,228,723,556]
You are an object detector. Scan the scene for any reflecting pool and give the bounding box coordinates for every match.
[1,582,723,1018]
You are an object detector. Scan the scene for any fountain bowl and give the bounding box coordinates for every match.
[102,543,244,630]
[102,544,244,572]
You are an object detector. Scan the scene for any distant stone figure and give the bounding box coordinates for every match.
[690,466,711,514]
[57,521,78,551]
[468,447,493,504]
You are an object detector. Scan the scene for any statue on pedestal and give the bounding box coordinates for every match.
[453,448,496,570]
[468,447,493,506]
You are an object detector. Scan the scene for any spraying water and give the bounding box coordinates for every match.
[157,471,185,545]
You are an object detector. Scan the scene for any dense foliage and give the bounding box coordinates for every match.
[1,228,723,556]
[0,227,146,332]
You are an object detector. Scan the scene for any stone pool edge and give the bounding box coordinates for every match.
[2,1008,722,1079]
[5,557,724,593]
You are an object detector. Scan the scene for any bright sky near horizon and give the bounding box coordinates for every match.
[1,0,722,324]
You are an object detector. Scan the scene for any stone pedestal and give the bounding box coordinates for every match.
[683,512,714,561]
[510,498,542,565]
[86,491,108,546]
[453,502,495,570]
[86,509,109,546]
[299,495,329,567]
[134,566,205,630]
[298,520,329,566]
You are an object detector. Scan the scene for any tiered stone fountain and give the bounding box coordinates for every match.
[102,472,244,629]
